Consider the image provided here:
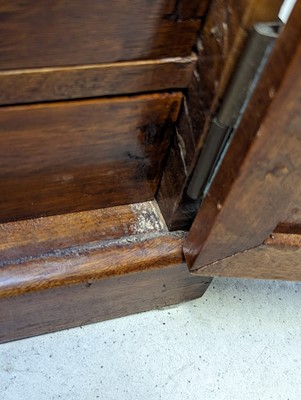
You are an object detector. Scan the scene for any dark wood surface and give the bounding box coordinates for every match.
[0,262,211,344]
[0,56,196,105]
[165,0,209,19]
[0,231,186,298]
[0,0,200,70]
[156,0,283,229]
[0,201,166,262]
[0,93,182,222]
[184,3,301,272]
[0,199,211,343]
[192,242,301,281]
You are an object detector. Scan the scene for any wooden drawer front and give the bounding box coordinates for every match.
[0,93,182,222]
[0,1,200,70]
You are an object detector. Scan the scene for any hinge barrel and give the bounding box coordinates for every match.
[187,22,283,200]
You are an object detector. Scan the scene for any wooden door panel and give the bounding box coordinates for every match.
[184,1,301,280]
[0,93,182,222]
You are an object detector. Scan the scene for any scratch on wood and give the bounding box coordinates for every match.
[176,128,188,176]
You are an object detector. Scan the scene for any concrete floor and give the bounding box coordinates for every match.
[1,277,301,399]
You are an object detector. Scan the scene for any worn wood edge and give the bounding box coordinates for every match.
[184,2,301,268]
[0,200,167,262]
[0,56,196,105]
[0,262,211,344]
[0,231,186,298]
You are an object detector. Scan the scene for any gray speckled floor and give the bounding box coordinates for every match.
[1,277,301,400]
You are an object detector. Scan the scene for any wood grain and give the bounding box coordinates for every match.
[0,0,200,70]
[193,244,301,281]
[157,0,283,229]
[0,56,196,105]
[0,196,211,343]
[184,3,301,271]
[157,97,201,230]
[278,196,301,226]
[190,0,283,148]
[0,232,186,298]
[274,223,301,236]
[0,93,182,222]
[265,233,301,248]
[194,222,301,281]
[0,262,211,344]
[0,201,166,262]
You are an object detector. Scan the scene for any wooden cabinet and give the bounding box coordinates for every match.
[1,0,300,343]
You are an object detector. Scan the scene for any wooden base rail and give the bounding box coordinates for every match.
[0,201,211,343]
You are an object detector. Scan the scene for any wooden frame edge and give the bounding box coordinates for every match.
[192,229,301,281]
[0,261,211,344]
[0,220,211,343]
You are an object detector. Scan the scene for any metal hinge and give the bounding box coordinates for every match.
[187,22,283,200]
